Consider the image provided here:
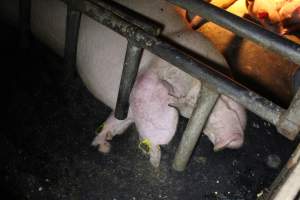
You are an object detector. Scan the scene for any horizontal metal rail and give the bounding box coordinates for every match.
[61,0,290,136]
[89,0,162,36]
[167,0,300,67]
[68,0,162,36]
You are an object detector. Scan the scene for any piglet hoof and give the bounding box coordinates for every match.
[150,156,160,168]
[91,134,111,153]
[149,145,161,168]
[98,141,111,153]
[213,133,243,152]
[106,132,113,141]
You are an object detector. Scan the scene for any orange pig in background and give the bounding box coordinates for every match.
[178,0,300,35]
[247,0,300,35]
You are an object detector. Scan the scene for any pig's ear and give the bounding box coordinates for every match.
[213,132,244,152]
[161,79,194,117]
[160,79,175,96]
[168,101,193,118]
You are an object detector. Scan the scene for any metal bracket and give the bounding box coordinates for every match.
[277,88,300,140]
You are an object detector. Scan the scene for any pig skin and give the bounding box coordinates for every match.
[247,0,300,34]
[0,0,247,167]
[91,27,247,167]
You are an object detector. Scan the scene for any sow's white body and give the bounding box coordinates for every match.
[0,0,246,167]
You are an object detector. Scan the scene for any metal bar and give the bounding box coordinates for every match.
[89,0,162,36]
[277,88,300,140]
[62,0,289,139]
[259,143,300,200]
[67,0,161,36]
[151,40,284,127]
[19,0,31,49]
[173,83,219,171]
[167,0,300,67]
[64,4,82,72]
[114,41,143,120]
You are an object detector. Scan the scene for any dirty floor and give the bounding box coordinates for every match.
[0,23,299,200]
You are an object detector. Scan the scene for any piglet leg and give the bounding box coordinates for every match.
[149,144,161,168]
[91,112,134,153]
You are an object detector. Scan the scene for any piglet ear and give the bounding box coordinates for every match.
[162,79,194,117]
[213,132,244,152]
[160,79,175,95]
[168,101,193,118]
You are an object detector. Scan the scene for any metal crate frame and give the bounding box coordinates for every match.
[19,0,300,199]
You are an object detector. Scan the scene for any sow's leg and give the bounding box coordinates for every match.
[92,69,178,167]
[91,112,134,153]
[130,70,179,167]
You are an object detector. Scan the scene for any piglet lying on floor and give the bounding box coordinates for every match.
[91,28,247,167]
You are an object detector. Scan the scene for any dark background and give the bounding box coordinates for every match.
[0,22,299,200]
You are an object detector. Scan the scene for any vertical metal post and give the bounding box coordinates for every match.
[19,0,31,49]
[173,83,219,171]
[276,88,300,140]
[64,4,81,73]
[114,41,143,120]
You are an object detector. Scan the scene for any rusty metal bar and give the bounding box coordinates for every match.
[19,0,31,49]
[167,0,300,67]
[64,3,81,73]
[89,0,162,36]
[259,143,300,200]
[115,41,143,120]
[173,83,219,171]
[60,0,293,140]
[68,0,162,36]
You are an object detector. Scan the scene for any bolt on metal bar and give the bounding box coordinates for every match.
[64,4,81,73]
[19,0,31,49]
[62,0,289,139]
[115,41,143,120]
[173,83,219,171]
[167,0,300,67]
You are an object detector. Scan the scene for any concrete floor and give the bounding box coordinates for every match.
[0,23,299,200]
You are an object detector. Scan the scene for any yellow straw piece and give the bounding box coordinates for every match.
[95,123,105,134]
[138,138,152,154]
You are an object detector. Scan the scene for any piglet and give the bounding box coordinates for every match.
[91,28,247,167]
[247,0,300,35]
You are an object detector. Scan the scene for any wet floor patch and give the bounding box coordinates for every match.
[0,24,299,200]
